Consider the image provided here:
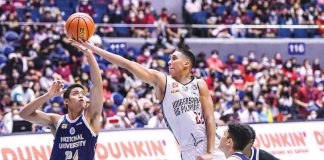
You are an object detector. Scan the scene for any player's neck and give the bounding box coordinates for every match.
[67,109,83,120]
[172,73,192,84]
[242,147,252,158]
[226,148,243,158]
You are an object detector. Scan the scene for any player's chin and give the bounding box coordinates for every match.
[78,101,86,107]
[169,69,175,76]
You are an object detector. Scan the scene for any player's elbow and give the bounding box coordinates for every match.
[18,108,33,120]
[18,110,28,119]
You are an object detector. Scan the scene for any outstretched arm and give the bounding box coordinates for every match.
[197,79,216,160]
[19,81,64,127]
[76,40,165,88]
[71,41,103,133]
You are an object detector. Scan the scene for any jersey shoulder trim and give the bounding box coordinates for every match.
[55,115,65,131]
[81,113,97,137]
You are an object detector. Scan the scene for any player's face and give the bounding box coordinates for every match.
[218,129,231,152]
[168,51,186,76]
[66,87,87,110]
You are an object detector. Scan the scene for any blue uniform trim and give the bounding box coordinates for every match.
[250,147,259,160]
[232,152,250,160]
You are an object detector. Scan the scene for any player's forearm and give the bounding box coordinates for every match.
[205,118,216,153]
[90,45,130,69]
[90,45,157,85]
[86,53,102,87]
[19,93,51,119]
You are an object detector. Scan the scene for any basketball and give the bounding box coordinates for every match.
[65,12,95,41]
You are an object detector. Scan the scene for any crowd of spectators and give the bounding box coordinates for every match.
[0,26,323,134]
[185,0,324,38]
[0,0,323,134]
[2,0,324,39]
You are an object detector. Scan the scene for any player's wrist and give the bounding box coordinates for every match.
[44,92,54,98]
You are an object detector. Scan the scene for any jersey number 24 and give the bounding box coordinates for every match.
[65,150,78,160]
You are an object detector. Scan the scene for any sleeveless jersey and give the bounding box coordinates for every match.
[161,75,206,148]
[50,113,98,160]
[250,147,259,160]
[230,152,250,160]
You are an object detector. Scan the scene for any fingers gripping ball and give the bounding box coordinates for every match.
[65,12,95,41]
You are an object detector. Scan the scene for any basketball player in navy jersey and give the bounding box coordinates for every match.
[72,40,226,160]
[218,123,252,160]
[243,125,280,160]
[19,43,103,160]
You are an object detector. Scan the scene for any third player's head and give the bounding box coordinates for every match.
[218,123,252,156]
[63,83,87,113]
[168,48,195,77]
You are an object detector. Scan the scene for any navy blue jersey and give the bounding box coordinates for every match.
[250,147,259,160]
[50,113,98,160]
[230,152,250,160]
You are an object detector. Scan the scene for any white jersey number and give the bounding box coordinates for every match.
[65,150,79,160]
[194,111,204,124]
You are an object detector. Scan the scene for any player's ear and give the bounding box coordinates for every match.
[64,99,69,107]
[227,137,233,146]
[184,60,190,67]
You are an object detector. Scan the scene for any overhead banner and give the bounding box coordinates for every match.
[0,121,323,160]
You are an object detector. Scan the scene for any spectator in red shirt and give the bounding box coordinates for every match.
[315,12,324,36]
[282,60,298,82]
[274,52,283,66]
[226,54,237,71]
[160,7,169,22]
[243,66,255,86]
[295,76,319,119]
[0,1,16,14]
[144,7,155,24]
[76,0,96,17]
[55,61,74,83]
[206,50,224,72]
[166,13,181,38]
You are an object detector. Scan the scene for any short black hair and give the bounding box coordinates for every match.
[63,83,85,99]
[246,124,256,144]
[228,122,252,151]
[176,48,196,68]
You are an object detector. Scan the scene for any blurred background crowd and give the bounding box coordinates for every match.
[0,0,323,134]
[1,0,324,38]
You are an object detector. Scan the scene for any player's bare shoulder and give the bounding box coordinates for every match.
[48,113,63,128]
[148,69,167,98]
[149,69,166,86]
[196,78,209,92]
[46,113,63,136]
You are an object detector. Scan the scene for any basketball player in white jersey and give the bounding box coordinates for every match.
[19,43,103,160]
[73,40,226,160]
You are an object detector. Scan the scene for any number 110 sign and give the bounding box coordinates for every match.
[288,43,305,55]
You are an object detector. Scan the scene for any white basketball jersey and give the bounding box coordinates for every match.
[161,75,207,148]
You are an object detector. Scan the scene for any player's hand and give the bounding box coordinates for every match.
[47,80,64,97]
[197,153,213,160]
[70,39,93,56]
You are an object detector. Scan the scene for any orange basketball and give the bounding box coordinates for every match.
[65,12,95,41]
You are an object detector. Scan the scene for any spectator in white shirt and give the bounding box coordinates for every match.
[147,108,166,128]
[10,79,35,105]
[240,101,259,123]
